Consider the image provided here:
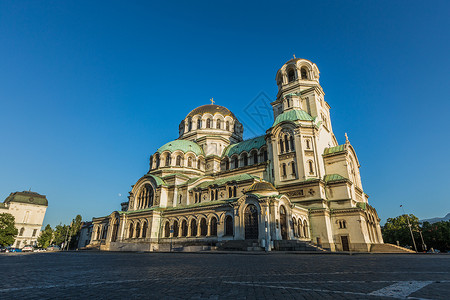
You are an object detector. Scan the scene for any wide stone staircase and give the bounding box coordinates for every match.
[218,240,264,251]
[273,240,327,252]
[370,243,416,253]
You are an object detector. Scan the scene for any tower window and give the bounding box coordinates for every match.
[282,163,287,177]
[226,121,230,131]
[188,119,192,131]
[301,67,308,79]
[288,69,295,82]
[306,139,311,149]
[206,119,211,128]
[165,155,171,167]
[243,154,248,166]
[291,161,296,177]
[290,136,295,150]
[253,152,258,164]
[284,135,290,152]
[197,118,202,129]
[216,119,221,129]
[176,155,182,166]
[188,157,192,167]
[280,138,284,153]
[234,157,238,169]
[308,160,314,174]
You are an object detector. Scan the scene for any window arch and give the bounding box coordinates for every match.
[291,161,296,176]
[306,139,311,149]
[301,67,308,79]
[129,223,134,238]
[206,119,211,128]
[282,163,287,177]
[308,160,314,174]
[164,221,170,238]
[197,118,202,129]
[224,158,229,170]
[188,118,192,131]
[200,218,207,236]
[210,217,218,236]
[253,151,258,164]
[190,219,197,236]
[293,218,298,237]
[233,156,238,169]
[280,138,284,153]
[165,155,171,167]
[19,227,25,236]
[181,220,188,237]
[135,222,141,238]
[225,215,233,236]
[176,155,182,166]
[290,136,295,150]
[298,221,303,238]
[242,153,248,166]
[173,220,179,237]
[288,69,296,82]
[197,159,201,169]
[284,135,290,152]
[187,157,192,167]
[142,221,147,238]
[226,121,230,131]
[303,220,309,238]
[216,119,221,129]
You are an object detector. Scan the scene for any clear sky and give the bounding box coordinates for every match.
[1,1,449,227]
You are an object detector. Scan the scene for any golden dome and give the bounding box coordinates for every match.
[186,104,236,119]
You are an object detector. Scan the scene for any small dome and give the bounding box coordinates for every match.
[272,109,313,127]
[156,140,203,156]
[186,104,236,119]
[246,181,277,193]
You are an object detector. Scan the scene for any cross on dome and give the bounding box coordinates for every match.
[210,98,215,104]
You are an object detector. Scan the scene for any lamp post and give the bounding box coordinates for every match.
[400,205,417,253]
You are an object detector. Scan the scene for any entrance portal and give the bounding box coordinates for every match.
[280,205,287,240]
[341,235,350,251]
[244,204,258,239]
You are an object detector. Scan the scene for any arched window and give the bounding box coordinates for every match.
[179,194,182,204]
[188,119,192,131]
[234,157,238,169]
[303,220,308,238]
[216,119,221,129]
[284,135,290,152]
[210,217,218,236]
[286,98,290,108]
[197,118,202,129]
[288,69,295,82]
[176,155,182,166]
[173,220,179,237]
[290,136,295,150]
[308,161,314,174]
[155,155,160,168]
[211,190,215,201]
[298,221,303,238]
[165,155,171,167]
[306,139,310,149]
[280,138,284,153]
[200,218,207,236]
[253,152,258,164]
[293,218,298,237]
[197,159,201,169]
[164,221,170,238]
[206,119,211,128]
[129,224,134,238]
[142,221,147,238]
[225,159,229,170]
[135,222,141,238]
[188,157,192,167]
[263,150,268,161]
[301,67,308,79]
[96,227,101,240]
[233,186,237,197]
[243,153,248,166]
[282,163,287,177]
[291,161,296,176]
[190,219,197,236]
[194,193,198,203]
[19,227,25,236]
[225,215,233,236]
[226,121,230,131]
[181,220,188,237]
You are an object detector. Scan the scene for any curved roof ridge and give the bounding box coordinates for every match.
[222,135,266,157]
[156,139,204,156]
[186,104,236,119]
[272,109,313,127]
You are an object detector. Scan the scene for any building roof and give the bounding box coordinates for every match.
[272,109,314,127]
[143,174,167,187]
[222,135,266,157]
[323,144,346,156]
[324,174,348,183]
[246,181,277,193]
[156,140,204,156]
[191,174,259,190]
[3,191,48,207]
[186,104,236,119]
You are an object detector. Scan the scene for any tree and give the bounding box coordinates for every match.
[422,221,450,252]
[53,224,69,247]
[37,224,53,248]
[382,214,420,248]
[69,215,82,249]
[0,213,18,247]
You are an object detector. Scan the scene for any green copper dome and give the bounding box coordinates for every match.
[272,109,313,127]
[156,140,204,156]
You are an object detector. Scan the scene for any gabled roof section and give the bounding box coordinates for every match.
[3,191,48,207]
[156,140,204,156]
[222,135,266,157]
[190,174,259,190]
[324,174,348,183]
[323,144,346,156]
[272,109,313,127]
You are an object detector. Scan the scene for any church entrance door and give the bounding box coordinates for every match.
[280,205,287,240]
[341,236,350,251]
[244,204,258,239]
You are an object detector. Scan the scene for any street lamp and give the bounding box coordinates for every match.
[400,205,417,253]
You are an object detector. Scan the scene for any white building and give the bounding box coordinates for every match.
[0,191,48,248]
[90,57,387,252]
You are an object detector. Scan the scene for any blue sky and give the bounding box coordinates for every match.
[1,1,449,227]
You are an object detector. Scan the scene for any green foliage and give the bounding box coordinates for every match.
[382,214,420,248]
[422,221,450,252]
[383,214,450,252]
[0,213,18,247]
[53,224,69,246]
[37,224,53,248]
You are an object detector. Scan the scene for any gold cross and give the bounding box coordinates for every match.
[210,98,215,104]
[293,54,296,59]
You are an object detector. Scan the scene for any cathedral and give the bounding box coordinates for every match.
[89,57,384,252]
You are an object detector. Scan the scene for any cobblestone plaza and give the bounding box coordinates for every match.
[0,252,449,299]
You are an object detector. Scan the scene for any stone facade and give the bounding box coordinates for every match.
[0,191,48,248]
[89,57,383,252]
